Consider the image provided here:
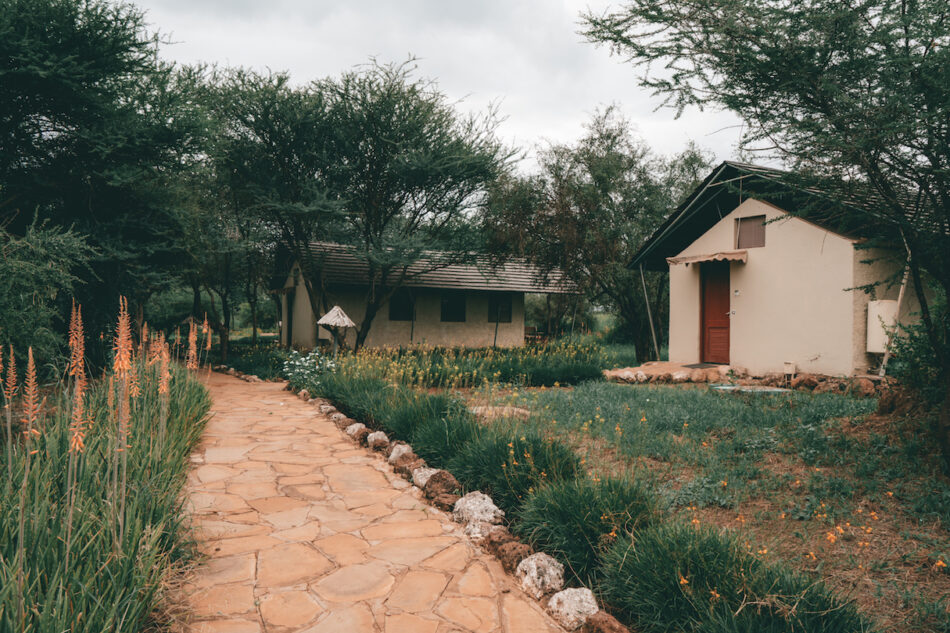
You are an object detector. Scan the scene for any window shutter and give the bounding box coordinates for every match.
[737,215,766,248]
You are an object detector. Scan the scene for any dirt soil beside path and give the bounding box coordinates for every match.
[170,372,564,633]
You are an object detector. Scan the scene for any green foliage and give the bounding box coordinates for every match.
[409,409,482,469]
[331,340,607,388]
[212,61,510,349]
[581,0,950,465]
[482,108,711,361]
[224,341,290,380]
[515,477,660,585]
[0,364,210,632]
[448,428,581,514]
[1,0,210,341]
[601,523,868,633]
[378,391,456,440]
[0,223,93,370]
[890,289,948,407]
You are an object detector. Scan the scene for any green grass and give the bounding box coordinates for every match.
[514,477,660,585]
[508,381,877,508]
[0,363,210,633]
[217,339,289,380]
[447,428,581,514]
[293,350,929,632]
[330,339,607,388]
[601,522,869,633]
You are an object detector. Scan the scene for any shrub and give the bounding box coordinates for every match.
[223,341,290,380]
[283,349,337,390]
[315,373,392,425]
[515,477,660,585]
[448,428,581,513]
[377,390,455,440]
[0,357,210,632]
[601,522,867,633]
[409,407,482,468]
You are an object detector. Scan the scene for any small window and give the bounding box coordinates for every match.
[488,292,512,323]
[388,288,414,321]
[440,291,466,322]
[736,215,766,248]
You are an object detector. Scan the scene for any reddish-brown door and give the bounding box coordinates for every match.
[701,261,730,364]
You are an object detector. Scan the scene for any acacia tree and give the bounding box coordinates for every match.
[215,62,509,350]
[483,109,710,361]
[1,0,210,348]
[582,0,950,465]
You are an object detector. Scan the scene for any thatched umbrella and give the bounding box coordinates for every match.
[318,306,355,355]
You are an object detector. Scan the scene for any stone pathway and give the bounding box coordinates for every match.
[176,372,564,633]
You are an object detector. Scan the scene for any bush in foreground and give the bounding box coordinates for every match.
[515,477,660,585]
[449,429,581,513]
[409,408,482,468]
[0,347,210,632]
[601,522,869,633]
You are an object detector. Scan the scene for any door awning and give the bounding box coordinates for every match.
[666,250,748,266]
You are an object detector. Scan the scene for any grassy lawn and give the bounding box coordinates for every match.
[475,381,950,631]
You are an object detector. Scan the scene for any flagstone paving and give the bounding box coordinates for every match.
[176,372,564,633]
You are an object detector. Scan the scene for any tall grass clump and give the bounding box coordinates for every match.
[601,522,869,633]
[448,428,581,513]
[515,477,660,585]
[322,339,607,388]
[0,301,210,633]
[409,407,482,468]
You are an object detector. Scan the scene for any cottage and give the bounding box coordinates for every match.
[631,162,920,377]
[276,243,573,349]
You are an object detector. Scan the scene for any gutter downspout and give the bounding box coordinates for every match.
[640,264,662,360]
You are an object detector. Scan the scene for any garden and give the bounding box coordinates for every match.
[0,304,211,632]
[283,343,950,633]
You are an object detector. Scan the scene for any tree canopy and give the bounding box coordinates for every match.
[212,62,510,349]
[583,0,950,462]
[483,108,710,360]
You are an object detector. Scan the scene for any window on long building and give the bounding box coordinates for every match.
[388,288,415,321]
[440,291,466,322]
[487,292,512,323]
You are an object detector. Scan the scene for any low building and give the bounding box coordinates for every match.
[275,243,573,349]
[631,162,921,377]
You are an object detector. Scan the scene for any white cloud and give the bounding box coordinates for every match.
[138,0,744,172]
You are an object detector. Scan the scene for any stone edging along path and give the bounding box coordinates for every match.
[174,372,574,633]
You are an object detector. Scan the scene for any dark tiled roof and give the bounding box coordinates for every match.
[300,242,575,294]
[631,161,946,271]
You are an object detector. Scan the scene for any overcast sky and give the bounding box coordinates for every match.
[136,0,744,173]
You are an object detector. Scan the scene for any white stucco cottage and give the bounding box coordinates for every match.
[631,162,920,377]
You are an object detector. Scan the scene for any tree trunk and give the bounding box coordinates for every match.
[250,298,258,344]
[354,301,381,351]
[220,294,231,363]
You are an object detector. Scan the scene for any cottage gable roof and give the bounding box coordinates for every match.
[630,161,940,271]
[291,242,575,294]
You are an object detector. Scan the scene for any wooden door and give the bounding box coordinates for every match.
[701,262,730,364]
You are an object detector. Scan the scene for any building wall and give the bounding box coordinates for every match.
[281,268,526,348]
[669,198,858,376]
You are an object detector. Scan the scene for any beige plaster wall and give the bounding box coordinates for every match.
[851,248,920,374]
[669,198,858,376]
[281,267,318,349]
[281,268,526,349]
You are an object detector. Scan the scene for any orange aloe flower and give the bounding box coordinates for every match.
[158,340,171,395]
[113,296,133,376]
[22,348,40,444]
[68,301,86,380]
[186,320,198,370]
